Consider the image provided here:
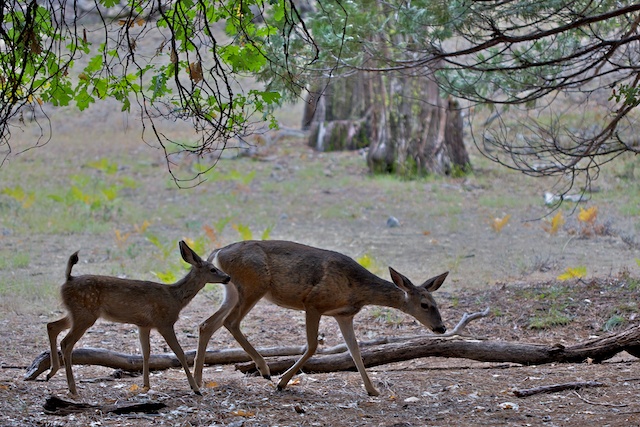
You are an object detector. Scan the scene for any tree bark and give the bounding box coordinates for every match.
[25,325,640,381]
[305,68,469,176]
[236,326,640,375]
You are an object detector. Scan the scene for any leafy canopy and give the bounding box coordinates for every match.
[0,0,317,184]
[2,0,639,193]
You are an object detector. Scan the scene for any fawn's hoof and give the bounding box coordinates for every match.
[263,374,271,380]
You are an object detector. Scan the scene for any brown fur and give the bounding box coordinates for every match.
[193,240,447,396]
[46,241,231,396]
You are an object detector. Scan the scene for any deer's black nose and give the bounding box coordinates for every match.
[433,325,446,334]
[223,276,231,284]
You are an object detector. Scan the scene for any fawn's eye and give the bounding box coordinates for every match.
[420,302,430,309]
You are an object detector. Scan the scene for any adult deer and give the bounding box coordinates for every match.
[193,240,447,396]
[46,241,231,396]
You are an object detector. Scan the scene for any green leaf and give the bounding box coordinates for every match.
[101,186,119,202]
[152,270,177,284]
[557,266,587,281]
[86,55,103,73]
[233,223,253,241]
[260,226,272,240]
[87,158,118,174]
[99,0,121,7]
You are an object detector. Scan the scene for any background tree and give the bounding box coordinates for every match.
[289,0,640,196]
[299,0,470,177]
[2,1,639,194]
[0,0,313,184]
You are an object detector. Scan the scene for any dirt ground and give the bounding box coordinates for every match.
[4,277,640,426]
[1,98,640,426]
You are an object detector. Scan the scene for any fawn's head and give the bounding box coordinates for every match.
[179,241,231,285]
[389,267,447,334]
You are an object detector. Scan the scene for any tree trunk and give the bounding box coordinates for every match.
[305,69,469,176]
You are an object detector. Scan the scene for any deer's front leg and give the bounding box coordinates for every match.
[335,315,380,396]
[138,327,151,390]
[157,326,201,395]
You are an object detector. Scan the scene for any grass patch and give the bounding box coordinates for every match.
[602,315,626,332]
[369,307,404,326]
[0,250,31,270]
[529,307,572,329]
[0,275,59,317]
[478,193,535,209]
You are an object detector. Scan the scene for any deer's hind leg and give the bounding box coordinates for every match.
[276,309,322,391]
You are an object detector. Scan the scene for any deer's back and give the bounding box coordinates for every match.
[215,240,380,313]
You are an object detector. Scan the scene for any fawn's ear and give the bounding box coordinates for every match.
[179,240,203,266]
[420,271,448,292]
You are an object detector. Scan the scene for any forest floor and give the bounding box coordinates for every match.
[1,96,640,426]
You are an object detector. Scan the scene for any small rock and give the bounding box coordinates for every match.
[386,216,400,228]
[498,401,519,411]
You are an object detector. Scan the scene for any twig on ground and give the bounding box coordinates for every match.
[572,390,628,407]
[513,381,605,398]
[43,395,167,416]
[443,307,491,336]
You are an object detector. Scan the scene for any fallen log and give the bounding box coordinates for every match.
[236,324,640,375]
[24,312,640,382]
[24,339,391,381]
[24,308,487,381]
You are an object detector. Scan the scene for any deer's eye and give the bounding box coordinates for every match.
[420,302,430,309]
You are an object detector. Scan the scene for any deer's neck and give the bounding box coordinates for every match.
[170,270,204,305]
[363,277,407,310]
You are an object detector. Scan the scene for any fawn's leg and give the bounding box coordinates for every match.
[276,309,321,391]
[138,327,151,390]
[46,316,70,381]
[157,325,201,395]
[335,315,379,396]
[60,316,96,395]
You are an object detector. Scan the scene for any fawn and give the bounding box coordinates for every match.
[193,240,447,396]
[46,240,231,396]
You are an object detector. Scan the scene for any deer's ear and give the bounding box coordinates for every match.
[389,267,415,292]
[420,271,448,292]
[179,241,203,266]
